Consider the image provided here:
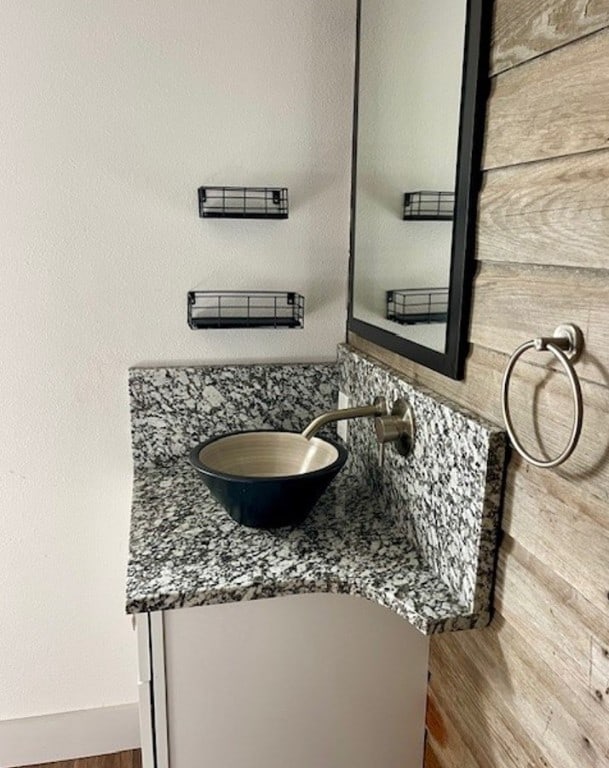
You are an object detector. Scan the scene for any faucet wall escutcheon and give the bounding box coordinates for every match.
[375,398,415,458]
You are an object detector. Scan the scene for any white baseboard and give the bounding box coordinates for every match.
[0,703,140,768]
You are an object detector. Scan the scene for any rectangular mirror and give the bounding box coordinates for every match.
[348,0,493,379]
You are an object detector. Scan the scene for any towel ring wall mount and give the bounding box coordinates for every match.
[501,323,584,469]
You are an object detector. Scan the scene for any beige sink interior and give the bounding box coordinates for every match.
[196,432,340,478]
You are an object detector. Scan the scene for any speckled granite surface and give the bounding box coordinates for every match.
[338,345,506,614]
[129,363,337,468]
[126,458,485,633]
[126,351,506,634]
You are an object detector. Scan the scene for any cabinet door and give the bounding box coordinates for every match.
[162,594,429,768]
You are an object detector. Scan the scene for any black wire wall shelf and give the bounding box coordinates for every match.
[402,191,454,221]
[188,291,304,329]
[387,288,449,325]
[198,186,289,219]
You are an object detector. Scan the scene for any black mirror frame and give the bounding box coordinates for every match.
[347,0,494,380]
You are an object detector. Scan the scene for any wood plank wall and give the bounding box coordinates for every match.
[349,2,609,765]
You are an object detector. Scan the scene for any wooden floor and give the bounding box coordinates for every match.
[22,750,141,768]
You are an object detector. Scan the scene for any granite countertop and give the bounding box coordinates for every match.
[126,457,486,635]
[126,350,505,635]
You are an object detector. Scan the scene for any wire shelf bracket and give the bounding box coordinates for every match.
[198,186,288,219]
[187,291,304,329]
[386,288,449,325]
[402,191,454,221]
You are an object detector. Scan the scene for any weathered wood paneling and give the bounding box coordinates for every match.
[351,2,609,766]
[495,539,609,722]
[423,742,444,768]
[491,0,609,74]
[478,149,609,269]
[425,690,484,768]
[428,632,550,767]
[503,457,609,616]
[470,260,609,388]
[484,28,609,169]
[433,619,609,767]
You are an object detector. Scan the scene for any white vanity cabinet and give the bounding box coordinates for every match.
[136,594,429,768]
[128,351,506,767]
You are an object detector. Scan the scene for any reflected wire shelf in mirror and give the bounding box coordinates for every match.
[387,288,449,325]
[187,291,304,330]
[402,191,454,221]
[198,186,288,219]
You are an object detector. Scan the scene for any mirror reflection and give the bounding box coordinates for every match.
[352,0,467,353]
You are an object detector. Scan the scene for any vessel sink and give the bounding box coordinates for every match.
[190,430,348,528]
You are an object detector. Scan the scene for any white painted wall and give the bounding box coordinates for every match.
[353,0,466,351]
[0,0,355,735]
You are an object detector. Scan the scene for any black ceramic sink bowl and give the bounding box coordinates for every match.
[189,430,348,528]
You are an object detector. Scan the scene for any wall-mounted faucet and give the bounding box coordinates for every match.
[301,397,387,439]
[302,396,415,459]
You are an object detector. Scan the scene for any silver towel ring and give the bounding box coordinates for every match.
[501,324,584,469]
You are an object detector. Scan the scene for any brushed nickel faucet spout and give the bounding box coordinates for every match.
[302,399,387,440]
